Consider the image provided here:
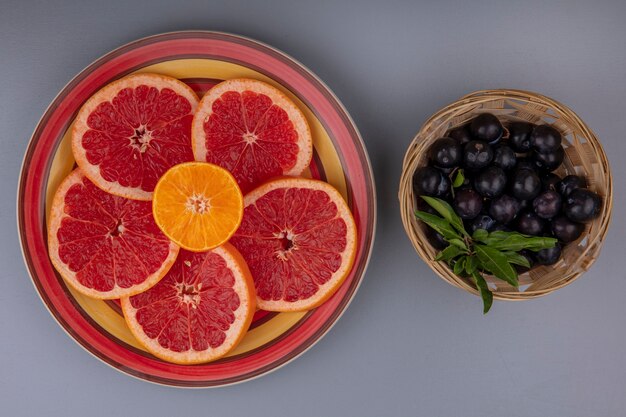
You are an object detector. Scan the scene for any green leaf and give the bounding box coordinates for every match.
[474,244,519,287]
[435,245,465,262]
[452,169,465,188]
[481,231,557,252]
[415,211,461,241]
[448,238,468,251]
[472,229,489,242]
[503,251,531,268]
[420,196,468,237]
[471,271,493,314]
[454,257,467,275]
[465,256,478,275]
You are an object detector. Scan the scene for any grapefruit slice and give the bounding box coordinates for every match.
[230,178,357,311]
[121,244,255,364]
[47,169,179,299]
[191,79,313,193]
[152,162,244,252]
[72,73,199,200]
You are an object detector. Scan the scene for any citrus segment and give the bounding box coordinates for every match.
[152,162,244,252]
[121,244,255,364]
[230,178,357,311]
[72,73,199,200]
[47,169,179,299]
[191,79,313,193]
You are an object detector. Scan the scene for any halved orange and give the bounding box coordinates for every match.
[152,162,244,252]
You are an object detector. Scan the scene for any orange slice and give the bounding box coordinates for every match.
[152,162,244,252]
[230,177,357,311]
[121,244,256,364]
[191,78,313,193]
[47,169,179,299]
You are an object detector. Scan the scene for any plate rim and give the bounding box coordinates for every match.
[17,30,377,388]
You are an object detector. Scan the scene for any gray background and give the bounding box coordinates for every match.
[2,0,626,416]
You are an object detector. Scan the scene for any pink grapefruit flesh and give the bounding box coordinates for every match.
[121,244,255,364]
[72,73,199,200]
[192,79,313,193]
[47,169,179,299]
[230,177,357,311]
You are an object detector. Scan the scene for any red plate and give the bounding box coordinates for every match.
[18,31,376,387]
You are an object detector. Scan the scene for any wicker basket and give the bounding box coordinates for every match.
[399,89,612,300]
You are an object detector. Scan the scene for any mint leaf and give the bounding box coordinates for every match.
[435,245,466,262]
[452,169,465,188]
[474,244,519,287]
[454,256,467,275]
[471,271,493,314]
[472,229,489,242]
[465,256,478,275]
[503,251,531,268]
[420,196,468,237]
[481,231,557,252]
[415,210,461,241]
[448,238,468,251]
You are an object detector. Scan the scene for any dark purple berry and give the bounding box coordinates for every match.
[516,211,545,236]
[535,243,562,265]
[453,189,483,220]
[564,189,602,222]
[551,216,585,243]
[474,166,507,198]
[489,195,521,224]
[511,169,542,200]
[530,125,562,153]
[493,145,517,170]
[557,175,587,197]
[413,166,451,198]
[470,113,503,144]
[532,147,565,172]
[533,190,562,219]
[448,125,472,145]
[463,140,494,170]
[428,137,463,168]
[508,122,534,152]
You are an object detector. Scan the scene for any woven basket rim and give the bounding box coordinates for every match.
[398,89,613,301]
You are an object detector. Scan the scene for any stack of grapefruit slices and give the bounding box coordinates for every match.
[47,73,357,364]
